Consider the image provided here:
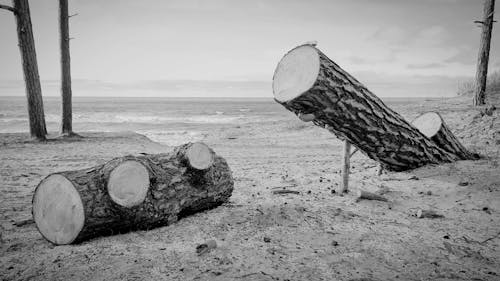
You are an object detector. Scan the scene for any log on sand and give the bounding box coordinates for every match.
[272,44,476,171]
[32,142,233,245]
[412,112,478,160]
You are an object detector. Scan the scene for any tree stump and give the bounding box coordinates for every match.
[32,142,233,245]
[272,44,476,171]
[412,112,477,160]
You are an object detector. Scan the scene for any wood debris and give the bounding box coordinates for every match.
[356,189,388,202]
[196,239,217,256]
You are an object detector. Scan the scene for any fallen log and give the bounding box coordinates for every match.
[411,112,477,160]
[272,44,475,171]
[32,142,233,245]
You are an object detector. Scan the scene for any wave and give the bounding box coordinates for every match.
[136,130,206,146]
[0,114,60,123]
[113,113,243,124]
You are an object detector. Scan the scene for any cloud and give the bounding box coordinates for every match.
[407,63,445,69]
[347,54,396,65]
[443,46,476,65]
[370,26,408,45]
[413,25,449,47]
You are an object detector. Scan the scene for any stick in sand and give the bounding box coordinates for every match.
[341,140,351,193]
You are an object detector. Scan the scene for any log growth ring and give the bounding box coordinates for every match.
[273,45,320,102]
[412,112,443,138]
[185,142,214,170]
[107,160,150,207]
[32,174,85,245]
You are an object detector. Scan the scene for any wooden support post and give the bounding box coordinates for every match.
[341,140,351,193]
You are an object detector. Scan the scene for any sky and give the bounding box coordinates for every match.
[0,0,498,97]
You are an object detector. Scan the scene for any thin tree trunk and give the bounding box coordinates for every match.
[13,0,47,140]
[474,0,495,106]
[59,0,73,135]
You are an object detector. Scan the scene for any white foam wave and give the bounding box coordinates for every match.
[137,130,205,146]
[74,113,245,124]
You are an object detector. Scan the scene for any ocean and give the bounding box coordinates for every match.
[0,96,433,145]
[0,96,291,145]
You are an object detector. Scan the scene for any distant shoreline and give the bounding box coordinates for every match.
[0,95,448,101]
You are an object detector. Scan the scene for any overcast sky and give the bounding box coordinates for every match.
[0,0,498,97]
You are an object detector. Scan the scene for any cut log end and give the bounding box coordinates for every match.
[273,45,320,103]
[185,142,214,170]
[412,111,476,160]
[107,160,149,207]
[412,112,442,138]
[32,174,85,245]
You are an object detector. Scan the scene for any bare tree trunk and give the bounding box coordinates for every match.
[13,0,47,140]
[474,0,496,106]
[59,0,73,135]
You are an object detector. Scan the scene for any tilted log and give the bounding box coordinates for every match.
[32,142,233,245]
[272,44,476,171]
[412,112,477,160]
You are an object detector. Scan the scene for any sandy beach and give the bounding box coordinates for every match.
[0,96,499,281]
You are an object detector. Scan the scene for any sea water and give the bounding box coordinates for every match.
[0,96,433,145]
[0,96,290,145]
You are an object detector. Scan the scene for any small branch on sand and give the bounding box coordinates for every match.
[270,185,297,189]
[14,218,34,227]
[235,271,277,280]
[356,189,388,202]
[416,209,444,219]
[480,231,500,244]
[272,189,300,195]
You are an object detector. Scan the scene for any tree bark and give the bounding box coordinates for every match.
[412,112,477,160]
[13,0,47,140]
[273,45,469,171]
[59,0,73,135]
[32,142,234,245]
[474,0,496,106]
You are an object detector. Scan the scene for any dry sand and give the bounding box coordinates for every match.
[0,96,499,281]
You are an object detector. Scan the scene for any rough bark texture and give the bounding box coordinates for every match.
[274,45,463,171]
[474,0,496,106]
[59,0,73,134]
[33,143,233,244]
[412,112,477,160]
[13,0,47,140]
